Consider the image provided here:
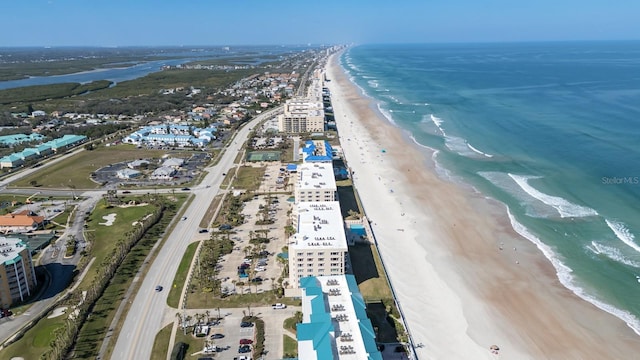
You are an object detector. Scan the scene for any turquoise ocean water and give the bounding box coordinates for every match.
[342,42,640,334]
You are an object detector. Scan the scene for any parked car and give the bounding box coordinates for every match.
[198,228,209,233]
[254,266,266,272]
[272,303,287,310]
[240,321,254,328]
[210,333,225,339]
[182,187,191,191]
[238,345,251,353]
[250,277,263,283]
[239,339,253,345]
[122,190,131,194]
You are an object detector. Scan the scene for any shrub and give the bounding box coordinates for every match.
[170,341,187,360]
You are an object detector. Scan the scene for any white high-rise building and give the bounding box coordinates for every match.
[277,97,325,133]
[288,201,348,290]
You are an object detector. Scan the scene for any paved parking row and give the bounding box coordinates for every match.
[184,306,297,360]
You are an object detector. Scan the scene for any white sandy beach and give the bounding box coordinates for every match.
[325,52,640,359]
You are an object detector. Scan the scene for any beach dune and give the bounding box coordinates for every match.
[326,51,640,359]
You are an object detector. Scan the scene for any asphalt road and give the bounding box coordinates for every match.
[112,108,281,360]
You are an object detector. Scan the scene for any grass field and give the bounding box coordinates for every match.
[199,195,223,229]
[13,145,166,189]
[348,244,392,301]
[151,324,173,360]
[185,289,290,309]
[167,242,199,308]
[0,312,67,359]
[283,335,298,358]
[77,200,155,290]
[234,166,265,191]
[172,328,206,360]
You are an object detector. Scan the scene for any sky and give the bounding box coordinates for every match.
[1,0,640,46]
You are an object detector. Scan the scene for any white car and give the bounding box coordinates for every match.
[255,266,266,272]
[272,303,287,309]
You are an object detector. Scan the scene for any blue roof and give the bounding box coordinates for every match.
[302,140,334,162]
[299,276,383,360]
[286,164,298,171]
[298,276,334,360]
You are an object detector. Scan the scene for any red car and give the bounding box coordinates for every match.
[239,338,253,345]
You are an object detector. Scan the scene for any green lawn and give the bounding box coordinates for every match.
[186,289,291,309]
[0,310,67,359]
[233,165,265,191]
[199,195,223,229]
[173,328,206,359]
[167,242,199,308]
[13,145,166,189]
[348,244,393,301]
[283,334,298,358]
[78,199,155,291]
[151,324,173,360]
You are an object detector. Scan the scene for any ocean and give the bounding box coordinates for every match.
[342,41,640,334]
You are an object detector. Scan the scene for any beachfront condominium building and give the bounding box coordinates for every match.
[0,237,37,308]
[277,97,325,133]
[294,162,337,205]
[288,202,348,290]
[297,275,383,360]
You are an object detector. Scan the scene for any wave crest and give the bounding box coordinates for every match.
[508,174,598,218]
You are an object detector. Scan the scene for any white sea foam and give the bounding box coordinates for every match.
[606,220,640,254]
[508,209,640,336]
[587,241,640,268]
[444,136,478,157]
[466,142,494,158]
[478,172,577,218]
[376,103,399,126]
[368,79,379,88]
[508,174,598,218]
[430,114,445,134]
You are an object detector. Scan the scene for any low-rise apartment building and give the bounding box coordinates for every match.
[294,162,337,205]
[297,275,382,360]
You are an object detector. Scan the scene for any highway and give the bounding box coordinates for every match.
[111,107,281,360]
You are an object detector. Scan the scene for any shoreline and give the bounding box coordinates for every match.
[326,50,640,359]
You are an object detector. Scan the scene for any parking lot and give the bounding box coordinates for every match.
[217,191,292,295]
[183,306,297,360]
